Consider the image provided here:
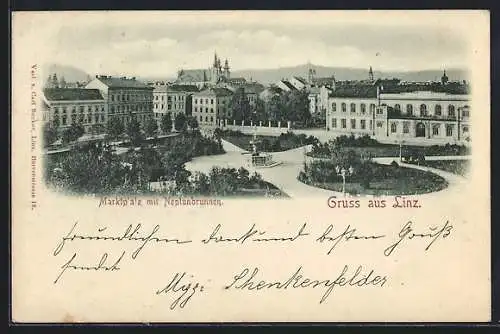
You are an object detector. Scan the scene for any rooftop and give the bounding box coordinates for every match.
[43,88,104,101]
[281,80,297,91]
[293,76,308,85]
[154,84,200,93]
[329,85,378,98]
[195,87,234,97]
[95,75,151,89]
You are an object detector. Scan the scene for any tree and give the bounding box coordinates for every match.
[285,90,311,125]
[187,115,199,130]
[174,113,187,132]
[268,95,284,122]
[126,117,144,147]
[62,123,85,144]
[252,98,267,123]
[43,123,59,147]
[230,88,251,122]
[144,117,158,138]
[160,113,172,134]
[106,116,125,140]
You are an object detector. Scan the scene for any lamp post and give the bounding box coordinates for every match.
[335,167,347,197]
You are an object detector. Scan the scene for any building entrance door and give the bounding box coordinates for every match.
[416,122,426,137]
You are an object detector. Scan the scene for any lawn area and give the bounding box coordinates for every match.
[222,131,317,152]
[413,160,470,177]
[299,163,448,196]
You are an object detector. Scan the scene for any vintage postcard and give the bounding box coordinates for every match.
[11,10,490,322]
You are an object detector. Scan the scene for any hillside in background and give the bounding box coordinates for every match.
[43,63,470,86]
[232,64,470,84]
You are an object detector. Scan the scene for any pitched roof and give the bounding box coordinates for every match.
[227,77,247,83]
[381,83,469,95]
[154,85,199,93]
[177,69,211,82]
[293,76,308,85]
[329,85,378,98]
[281,80,297,91]
[195,87,234,97]
[95,76,151,89]
[312,77,336,86]
[240,83,265,94]
[43,88,104,101]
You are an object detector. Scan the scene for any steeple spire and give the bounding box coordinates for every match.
[369,66,374,82]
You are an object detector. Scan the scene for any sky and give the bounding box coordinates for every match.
[24,11,476,78]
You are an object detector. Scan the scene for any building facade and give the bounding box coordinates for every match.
[325,84,471,144]
[85,75,154,126]
[42,88,107,134]
[153,85,199,123]
[191,88,233,128]
[380,91,471,142]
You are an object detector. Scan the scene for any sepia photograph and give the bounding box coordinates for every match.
[11,10,490,323]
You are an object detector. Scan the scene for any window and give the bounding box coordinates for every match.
[341,103,347,112]
[448,105,455,117]
[54,107,59,114]
[377,121,383,128]
[351,119,356,129]
[432,124,440,136]
[62,116,67,125]
[403,122,409,134]
[194,107,197,112]
[210,108,214,113]
[462,107,470,117]
[369,120,373,130]
[463,126,469,133]
[199,115,203,121]
[341,119,347,129]
[155,96,159,101]
[420,104,427,116]
[391,122,397,133]
[206,108,209,113]
[350,103,356,113]
[101,115,105,122]
[205,116,209,122]
[210,116,213,122]
[331,118,337,128]
[360,119,366,129]
[406,104,413,115]
[360,104,366,114]
[211,99,214,104]
[446,124,453,136]
[435,104,442,116]
[205,99,209,104]
[332,103,337,112]
[394,104,401,112]
[168,104,171,110]
[370,104,376,114]
[111,95,114,102]
[79,106,84,113]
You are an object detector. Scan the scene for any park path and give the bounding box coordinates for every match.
[186,139,470,199]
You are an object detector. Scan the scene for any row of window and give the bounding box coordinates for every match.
[52,105,105,114]
[331,118,373,130]
[110,93,152,102]
[392,104,469,117]
[199,115,215,123]
[389,122,458,137]
[153,103,185,110]
[154,95,186,102]
[52,114,106,127]
[110,104,152,113]
[332,103,377,114]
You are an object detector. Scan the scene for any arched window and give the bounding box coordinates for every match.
[420,104,427,116]
[360,103,366,114]
[370,104,376,114]
[406,104,413,115]
[448,105,455,117]
[341,103,347,112]
[394,104,401,112]
[390,122,397,133]
[435,104,442,116]
[332,103,337,112]
[210,116,213,122]
[350,103,356,113]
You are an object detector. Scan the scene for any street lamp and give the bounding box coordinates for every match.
[335,165,347,197]
[396,137,405,162]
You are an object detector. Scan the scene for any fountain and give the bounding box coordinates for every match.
[246,127,282,168]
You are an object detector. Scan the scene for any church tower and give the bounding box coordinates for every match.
[224,59,230,79]
[211,52,219,84]
[441,69,449,85]
[368,66,374,82]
